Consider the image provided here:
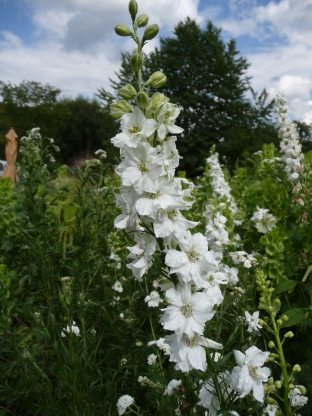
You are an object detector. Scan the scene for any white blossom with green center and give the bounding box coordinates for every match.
[160,283,217,338]
[231,346,271,403]
[111,107,157,149]
[165,231,218,287]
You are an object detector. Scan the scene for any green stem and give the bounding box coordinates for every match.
[271,315,290,416]
[206,350,224,410]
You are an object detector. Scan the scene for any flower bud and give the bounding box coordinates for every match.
[281,315,289,322]
[293,364,301,372]
[110,100,133,119]
[119,84,137,100]
[298,385,307,394]
[115,24,132,37]
[142,24,159,41]
[145,71,167,88]
[136,14,149,27]
[284,331,294,338]
[128,0,138,21]
[136,91,149,109]
[268,341,275,348]
[276,319,282,326]
[275,380,283,389]
[130,52,143,72]
[267,397,278,405]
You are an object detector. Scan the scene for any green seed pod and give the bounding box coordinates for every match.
[146,71,167,88]
[130,52,143,72]
[128,0,138,22]
[136,14,149,27]
[110,100,133,119]
[136,91,149,109]
[115,24,132,37]
[119,84,137,100]
[142,24,159,41]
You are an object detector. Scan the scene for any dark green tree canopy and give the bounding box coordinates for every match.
[99,18,277,177]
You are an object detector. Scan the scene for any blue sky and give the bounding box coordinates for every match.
[0,0,312,123]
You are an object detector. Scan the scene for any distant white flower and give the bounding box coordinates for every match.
[61,321,80,337]
[263,404,278,416]
[231,346,270,402]
[95,149,107,159]
[148,337,170,355]
[290,386,308,407]
[244,311,262,333]
[164,379,182,396]
[147,354,157,365]
[251,207,277,234]
[112,281,123,293]
[117,395,134,415]
[145,291,163,307]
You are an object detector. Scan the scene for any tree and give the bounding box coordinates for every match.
[0,81,119,166]
[99,19,277,177]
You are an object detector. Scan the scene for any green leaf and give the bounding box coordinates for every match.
[280,308,305,328]
[272,280,298,297]
[265,244,276,256]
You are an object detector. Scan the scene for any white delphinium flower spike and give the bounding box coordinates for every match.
[231,346,270,402]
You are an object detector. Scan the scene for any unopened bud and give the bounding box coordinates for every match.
[274,298,281,305]
[298,385,307,394]
[128,0,138,21]
[119,84,137,100]
[136,91,149,109]
[130,52,143,72]
[284,331,294,338]
[115,24,132,37]
[293,364,301,372]
[135,341,143,346]
[267,397,278,405]
[145,71,167,88]
[275,380,283,389]
[276,319,283,326]
[136,14,149,27]
[143,24,159,41]
[281,315,289,322]
[110,100,133,119]
[268,341,275,348]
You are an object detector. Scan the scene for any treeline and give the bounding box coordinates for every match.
[1,18,311,176]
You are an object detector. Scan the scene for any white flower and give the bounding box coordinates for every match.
[127,234,157,279]
[231,346,270,402]
[165,232,218,286]
[251,207,277,234]
[111,107,158,149]
[147,353,157,365]
[145,291,163,307]
[117,141,164,194]
[117,395,134,415]
[112,281,123,293]
[244,311,262,333]
[166,333,222,372]
[160,283,217,338]
[61,321,80,337]
[156,102,184,141]
[164,379,182,396]
[147,338,170,355]
[263,404,278,416]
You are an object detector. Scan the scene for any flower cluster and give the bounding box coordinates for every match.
[274,93,304,182]
[204,153,242,258]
